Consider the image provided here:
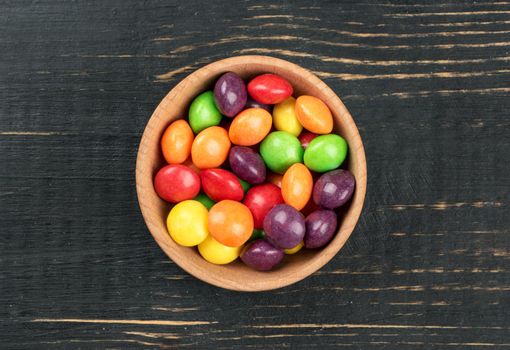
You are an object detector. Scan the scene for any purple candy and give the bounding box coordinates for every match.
[229,146,266,184]
[304,209,338,248]
[245,96,272,112]
[263,204,305,249]
[241,240,284,271]
[313,169,355,209]
[214,72,247,117]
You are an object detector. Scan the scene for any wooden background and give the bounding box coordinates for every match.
[1,0,509,348]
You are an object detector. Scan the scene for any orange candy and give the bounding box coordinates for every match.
[208,200,254,247]
[295,95,333,134]
[161,120,194,164]
[229,108,272,146]
[281,163,313,211]
[191,126,231,169]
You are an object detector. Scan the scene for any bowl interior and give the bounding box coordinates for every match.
[136,56,366,291]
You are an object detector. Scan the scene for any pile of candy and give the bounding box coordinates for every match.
[154,72,355,271]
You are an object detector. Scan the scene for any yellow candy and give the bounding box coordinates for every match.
[198,235,242,264]
[272,97,302,137]
[284,241,304,255]
[167,200,208,246]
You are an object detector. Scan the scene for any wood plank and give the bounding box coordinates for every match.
[1,0,509,348]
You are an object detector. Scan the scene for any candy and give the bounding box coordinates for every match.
[272,97,302,136]
[304,134,347,173]
[248,228,265,242]
[243,183,284,229]
[241,240,284,271]
[154,70,357,270]
[295,95,333,134]
[214,72,247,117]
[189,91,223,133]
[302,196,320,216]
[284,241,304,255]
[298,131,317,149]
[304,209,338,248]
[191,126,231,169]
[238,178,251,193]
[229,108,272,146]
[260,131,303,174]
[229,146,266,184]
[182,157,200,173]
[313,169,355,209]
[200,168,244,202]
[193,192,215,209]
[161,120,194,164]
[263,204,306,249]
[245,96,271,112]
[167,200,208,246]
[198,235,241,264]
[247,74,293,104]
[281,163,313,211]
[266,172,283,188]
[154,164,200,203]
[208,200,254,247]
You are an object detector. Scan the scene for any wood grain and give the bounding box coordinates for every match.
[0,0,509,348]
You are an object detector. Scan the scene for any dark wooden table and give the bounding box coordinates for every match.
[1,1,509,348]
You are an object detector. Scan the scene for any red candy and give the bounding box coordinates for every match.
[243,183,284,229]
[298,131,318,149]
[247,74,293,105]
[154,164,200,203]
[200,168,244,202]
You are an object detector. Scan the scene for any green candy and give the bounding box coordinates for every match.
[238,178,251,193]
[188,91,222,134]
[193,192,215,210]
[304,134,348,172]
[248,229,265,242]
[260,131,303,174]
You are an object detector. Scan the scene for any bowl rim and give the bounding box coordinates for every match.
[136,55,367,291]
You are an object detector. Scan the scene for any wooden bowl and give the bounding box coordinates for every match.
[136,56,367,291]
